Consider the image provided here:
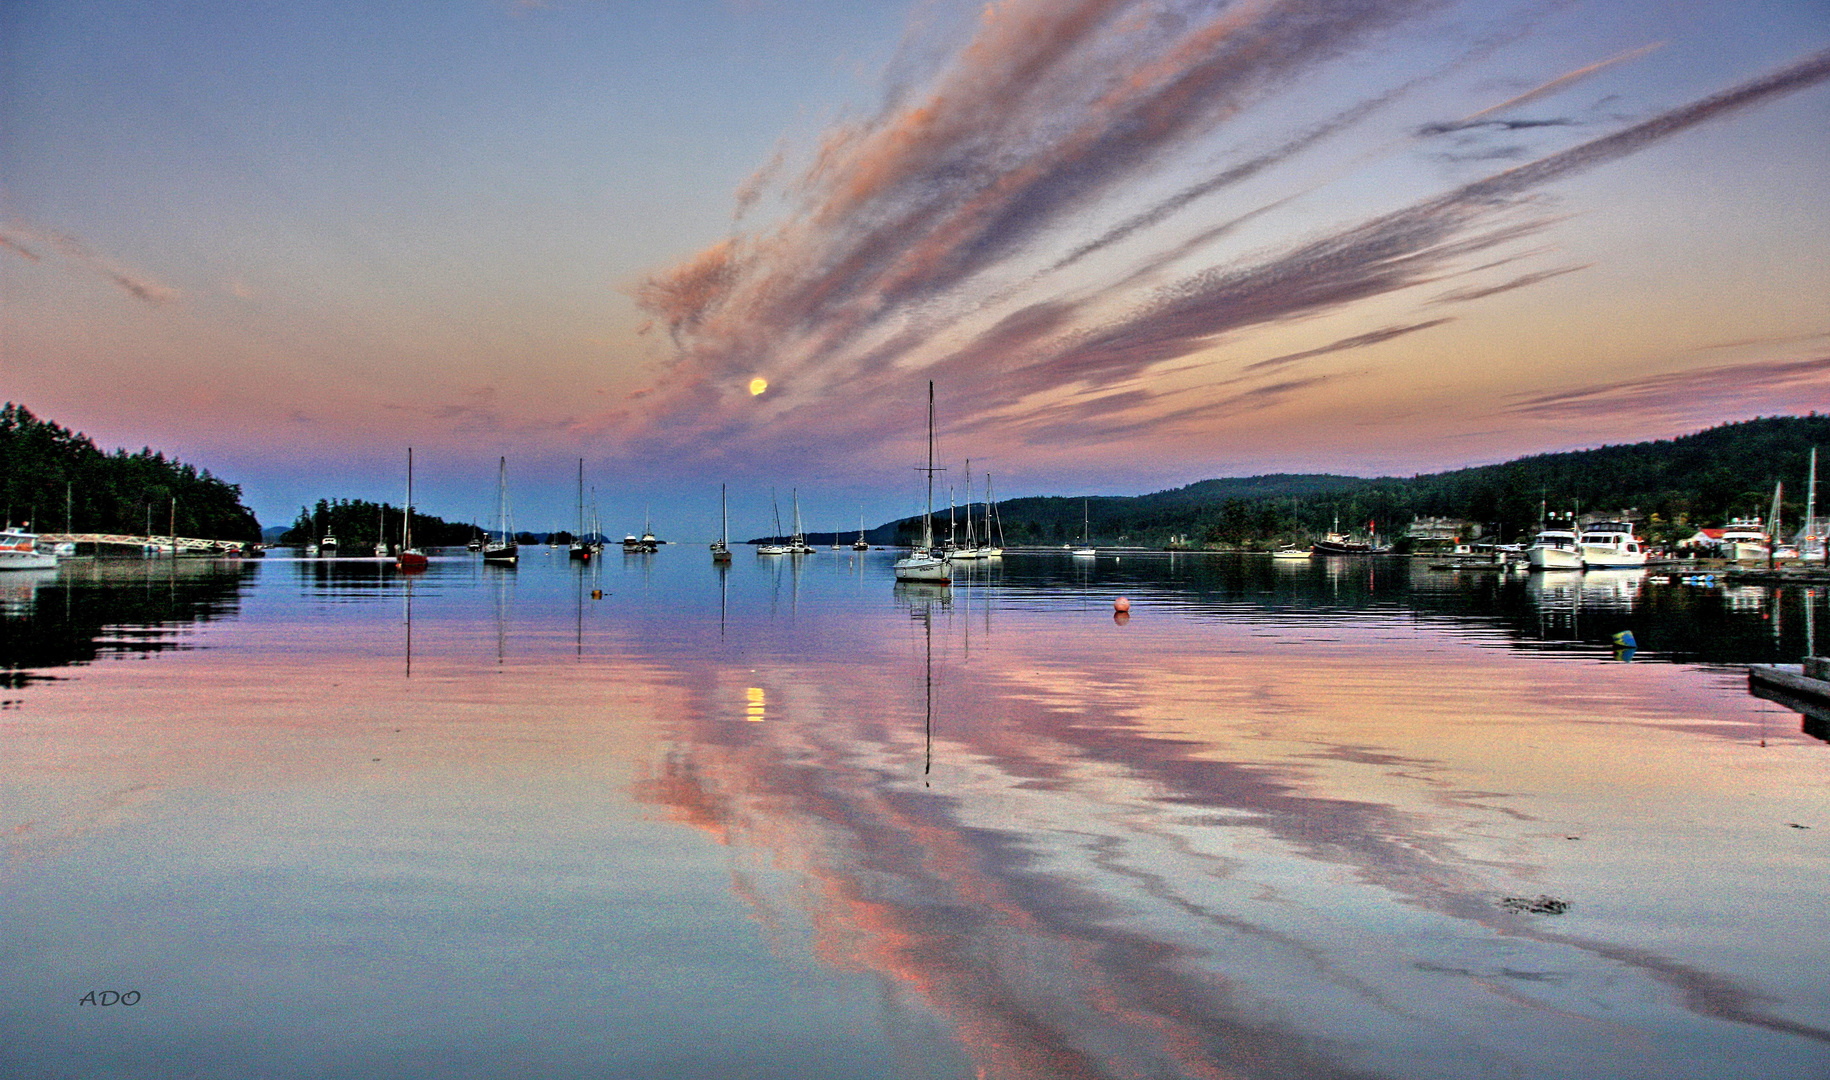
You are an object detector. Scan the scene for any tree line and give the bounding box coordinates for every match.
[281,499,484,549]
[0,403,262,542]
[886,415,1830,549]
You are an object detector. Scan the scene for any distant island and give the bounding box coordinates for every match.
[0,403,261,543]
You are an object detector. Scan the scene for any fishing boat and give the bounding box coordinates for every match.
[639,508,660,552]
[568,460,592,561]
[894,383,950,584]
[320,531,338,556]
[0,525,57,571]
[396,447,429,571]
[786,490,816,554]
[1525,511,1583,571]
[1072,499,1095,557]
[1577,520,1646,568]
[483,457,518,565]
[1311,515,1373,555]
[711,484,732,563]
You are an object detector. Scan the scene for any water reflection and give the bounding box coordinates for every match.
[0,560,254,684]
[4,551,1828,1079]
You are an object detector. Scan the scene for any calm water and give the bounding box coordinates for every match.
[3,550,1827,1079]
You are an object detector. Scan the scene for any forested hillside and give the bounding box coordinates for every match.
[887,415,1830,549]
[0,403,262,542]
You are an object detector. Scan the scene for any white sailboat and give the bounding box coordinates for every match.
[980,471,1003,557]
[758,489,788,555]
[852,508,870,551]
[373,503,388,557]
[894,382,950,583]
[950,459,984,560]
[786,490,816,554]
[1072,499,1095,556]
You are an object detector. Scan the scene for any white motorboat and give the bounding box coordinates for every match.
[894,383,950,584]
[1526,524,1583,570]
[1718,516,1769,561]
[1271,546,1311,560]
[0,526,57,571]
[1577,520,1647,568]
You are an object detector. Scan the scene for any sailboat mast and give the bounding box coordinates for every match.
[924,381,935,551]
[1807,447,1818,559]
[404,447,413,549]
[722,484,728,545]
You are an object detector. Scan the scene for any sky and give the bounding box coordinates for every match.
[3,0,1828,538]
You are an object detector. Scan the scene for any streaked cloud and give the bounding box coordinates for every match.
[1505,355,1830,421]
[628,0,1830,473]
[2,221,179,305]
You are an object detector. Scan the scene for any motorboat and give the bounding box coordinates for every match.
[1577,520,1647,568]
[1271,546,1312,560]
[0,526,57,571]
[1718,516,1769,561]
[1526,522,1583,570]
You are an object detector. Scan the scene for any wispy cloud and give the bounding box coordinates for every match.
[1505,355,1830,421]
[2,221,179,305]
[1242,319,1456,374]
[629,0,1830,469]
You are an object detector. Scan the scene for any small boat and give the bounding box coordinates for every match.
[0,525,57,571]
[483,456,519,565]
[950,461,983,560]
[1577,520,1646,568]
[396,447,429,571]
[1271,546,1311,559]
[979,472,1003,557]
[785,490,815,554]
[1072,499,1095,557]
[374,504,389,557]
[712,484,733,563]
[320,531,338,556]
[852,509,870,551]
[758,490,789,555]
[569,460,592,562]
[894,383,950,584]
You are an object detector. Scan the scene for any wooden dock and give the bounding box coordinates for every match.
[1748,659,1830,742]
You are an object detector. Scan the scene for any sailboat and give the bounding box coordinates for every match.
[786,490,815,554]
[950,459,983,560]
[758,490,788,555]
[396,447,429,571]
[374,503,389,557]
[894,382,950,583]
[711,484,733,563]
[569,460,592,562]
[1072,499,1095,556]
[852,508,869,551]
[639,508,659,552]
[483,457,518,565]
[981,472,1003,557]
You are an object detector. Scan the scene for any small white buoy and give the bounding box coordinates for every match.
[1114,597,1130,613]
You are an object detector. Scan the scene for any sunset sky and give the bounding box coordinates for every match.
[4,1,1828,537]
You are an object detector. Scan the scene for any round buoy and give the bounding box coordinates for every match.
[1113,611,1130,626]
[1114,597,1130,612]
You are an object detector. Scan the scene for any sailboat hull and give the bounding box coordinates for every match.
[894,554,950,582]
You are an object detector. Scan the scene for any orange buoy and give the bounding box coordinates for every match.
[1114,597,1130,612]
